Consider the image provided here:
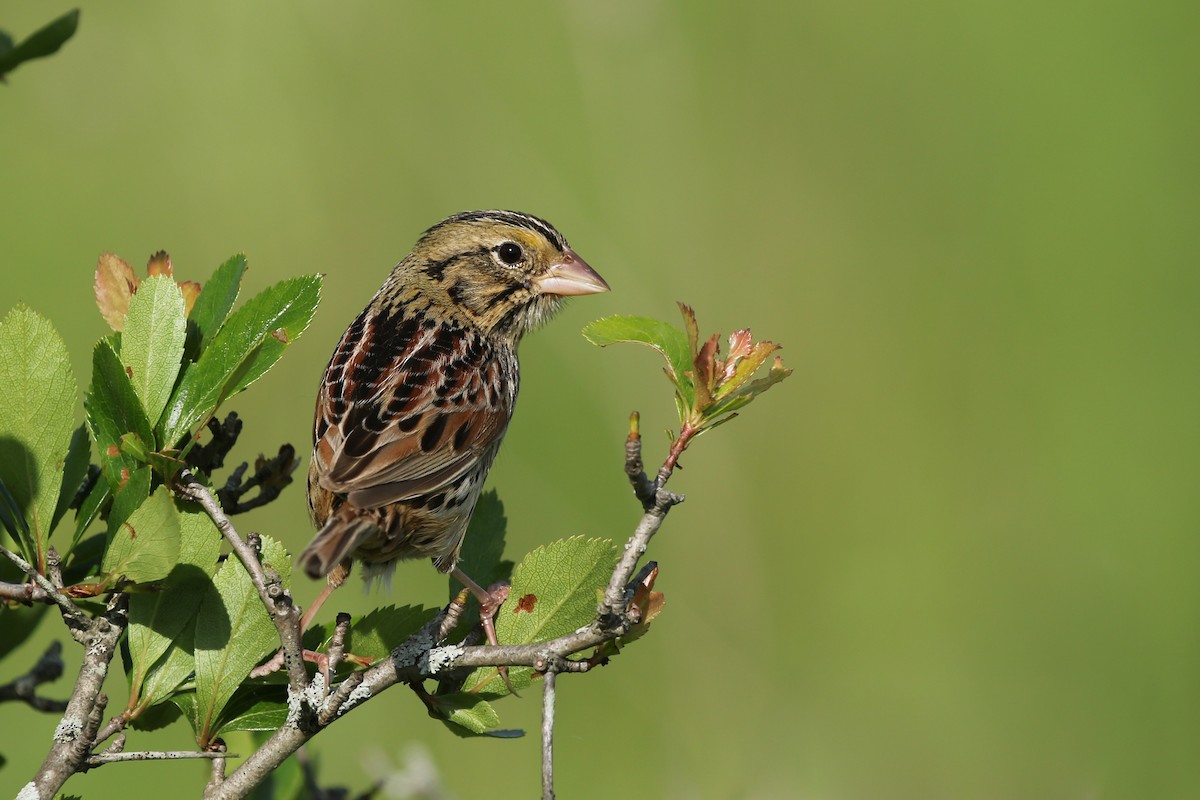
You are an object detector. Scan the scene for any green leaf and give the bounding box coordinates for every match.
[0,305,78,564]
[161,274,321,445]
[457,536,619,697]
[582,315,695,409]
[50,426,90,536]
[0,476,28,545]
[193,535,291,747]
[187,254,248,359]
[127,501,223,709]
[213,683,289,735]
[127,700,182,732]
[703,357,793,423]
[434,693,504,736]
[105,467,150,551]
[0,9,79,80]
[121,274,188,428]
[69,477,110,554]
[85,337,154,492]
[101,485,180,586]
[308,604,436,669]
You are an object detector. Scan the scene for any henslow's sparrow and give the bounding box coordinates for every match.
[298,210,609,650]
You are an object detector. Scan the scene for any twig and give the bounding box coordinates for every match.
[541,667,557,800]
[87,750,235,766]
[207,740,228,795]
[175,469,309,696]
[0,545,89,629]
[0,578,52,603]
[325,612,353,676]
[0,641,67,712]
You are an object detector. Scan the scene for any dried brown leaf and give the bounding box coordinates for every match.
[146,250,173,278]
[179,281,202,316]
[95,252,139,331]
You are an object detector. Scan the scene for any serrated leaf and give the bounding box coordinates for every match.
[713,338,780,401]
[127,501,223,709]
[85,338,153,491]
[186,254,247,358]
[121,274,187,427]
[94,252,139,332]
[0,305,78,565]
[193,535,291,747]
[310,604,437,669]
[435,693,502,736]
[458,536,619,697]
[0,8,79,80]
[161,274,321,444]
[582,315,695,409]
[703,356,793,423]
[101,485,180,586]
[50,426,90,536]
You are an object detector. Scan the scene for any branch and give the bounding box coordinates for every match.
[175,469,309,696]
[86,750,234,767]
[24,594,128,800]
[541,668,557,800]
[0,544,89,629]
[0,578,52,604]
[0,641,67,712]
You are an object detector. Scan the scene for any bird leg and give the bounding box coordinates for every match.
[450,566,517,694]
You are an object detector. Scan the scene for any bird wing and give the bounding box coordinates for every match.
[313,311,514,509]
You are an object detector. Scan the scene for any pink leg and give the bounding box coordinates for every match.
[451,567,516,694]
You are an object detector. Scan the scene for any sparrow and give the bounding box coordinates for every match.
[297,209,609,653]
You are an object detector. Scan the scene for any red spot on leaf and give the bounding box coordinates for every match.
[124,522,136,539]
[514,593,537,614]
[125,366,134,379]
[106,445,121,457]
[271,327,290,344]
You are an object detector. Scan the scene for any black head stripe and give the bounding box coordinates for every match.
[429,210,566,253]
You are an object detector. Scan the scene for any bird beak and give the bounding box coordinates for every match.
[532,249,610,296]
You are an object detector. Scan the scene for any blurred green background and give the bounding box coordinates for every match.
[2,2,1197,797]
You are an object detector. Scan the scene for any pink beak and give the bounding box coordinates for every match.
[532,249,610,296]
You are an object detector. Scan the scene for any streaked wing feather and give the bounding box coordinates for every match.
[314,314,512,508]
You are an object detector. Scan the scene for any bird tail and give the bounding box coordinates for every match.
[298,511,378,580]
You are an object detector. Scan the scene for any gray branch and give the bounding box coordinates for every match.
[541,668,557,800]
[86,750,234,766]
[22,595,128,800]
[0,545,89,629]
[176,469,310,696]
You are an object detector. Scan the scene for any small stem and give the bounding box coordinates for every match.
[87,750,235,766]
[0,545,88,628]
[541,668,557,800]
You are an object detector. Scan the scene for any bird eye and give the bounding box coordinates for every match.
[496,242,524,266]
